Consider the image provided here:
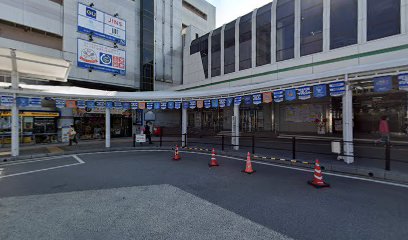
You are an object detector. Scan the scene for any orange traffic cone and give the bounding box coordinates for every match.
[172,145,181,161]
[208,148,219,167]
[308,159,330,188]
[242,152,255,174]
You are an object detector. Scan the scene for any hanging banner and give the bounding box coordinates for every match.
[196,100,204,109]
[285,89,296,101]
[95,101,105,108]
[244,96,252,105]
[154,102,161,110]
[330,81,346,97]
[211,99,218,108]
[1,96,13,107]
[263,92,272,103]
[105,101,113,109]
[55,99,66,109]
[226,97,234,107]
[146,102,153,110]
[66,100,77,108]
[167,102,175,109]
[398,74,408,91]
[174,101,181,109]
[77,100,86,109]
[313,84,327,98]
[234,96,242,105]
[114,101,122,109]
[131,102,138,109]
[86,100,95,109]
[183,101,189,109]
[77,39,126,75]
[161,102,167,110]
[122,102,130,110]
[252,93,262,105]
[373,76,393,92]
[189,100,196,109]
[16,97,29,107]
[273,90,284,103]
[138,102,146,110]
[297,86,311,100]
[204,100,211,108]
[29,97,42,107]
[219,98,226,108]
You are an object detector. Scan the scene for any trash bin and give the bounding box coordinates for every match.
[153,127,161,137]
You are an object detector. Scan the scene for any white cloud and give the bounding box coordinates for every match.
[207,0,273,27]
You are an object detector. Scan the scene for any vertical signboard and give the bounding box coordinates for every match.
[77,39,126,75]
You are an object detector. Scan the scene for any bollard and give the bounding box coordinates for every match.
[292,137,296,159]
[385,142,391,171]
[133,134,136,147]
[221,135,225,151]
[159,130,163,147]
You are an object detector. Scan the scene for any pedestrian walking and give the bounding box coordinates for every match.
[68,125,78,146]
[379,116,390,145]
[144,122,153,144]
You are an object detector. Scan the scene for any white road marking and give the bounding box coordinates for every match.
[0,155,85,179]
[0,155,74,167]
[0,168,3,176]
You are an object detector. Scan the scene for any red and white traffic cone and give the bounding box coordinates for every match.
[172,145,181,161]
[208,148,219,167]
[242,152,255,174]
[308,159,330,188]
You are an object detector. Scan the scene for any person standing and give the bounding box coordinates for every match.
[68,125,78,146]
[379,116,390,145]
[144,122,153,144]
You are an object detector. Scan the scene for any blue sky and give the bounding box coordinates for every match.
[207,0,273,27]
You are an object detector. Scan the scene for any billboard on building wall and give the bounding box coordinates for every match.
[77,39,126,75]
[77,3,126,46]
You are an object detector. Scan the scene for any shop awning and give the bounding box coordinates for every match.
[0,48,71,82]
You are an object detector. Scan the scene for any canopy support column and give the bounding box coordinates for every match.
[182,108,187,147]
[11,49,19,157]
[105,108,111,148]
[232,104,240,150]
[342,75,354,164]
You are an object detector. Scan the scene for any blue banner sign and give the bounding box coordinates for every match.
[131,102,138,109]
[167,102,175,109]
[244,95,252,105]
[226,97,234,107]
[55,99,66,109]
[77,3,126,46]
[122,102,130,110]
[373,76,393,92]
[219,98,226,108]
[252,94,262,105]
[77,100,86,109]
[175,102,181,109]
[154,102,161,110]
[189,100,196,109]
[183,101,189,109]
[285,89,296,101]
[114,101,122,109]
[234,96,242,105]
[95,101,105,108]
[313,84,327,98]
[86,100,95,109]
[273,90,284,103]
[297,86,311,100]
[146,102,153,110]
[204,100,211,108]
[330,81,346,97]
[16,97,29,107]
[398,74,408,91]
[161,102,167,110]
[211,99,219,108]
[106,101,113,109]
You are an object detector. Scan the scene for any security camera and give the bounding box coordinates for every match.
[90,3,94,7]
[114,13,119,17]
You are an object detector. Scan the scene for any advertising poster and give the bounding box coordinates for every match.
[77,39,126,75]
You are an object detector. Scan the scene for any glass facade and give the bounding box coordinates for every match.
[200,34,209,79]
[140,0,154,91]
[239,13,252,70]
[256,3,272,67]
[224,21,236,75]
[276,0,295,61]
[211,28,221,77]
[367,0,400,41]
[330,0,358,49]
[300,0,323,56]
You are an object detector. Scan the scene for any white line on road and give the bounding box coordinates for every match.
[0,155,85,179]
[0,155,74,167]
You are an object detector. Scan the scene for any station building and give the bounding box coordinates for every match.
[178,0,408,140]
[0,0,215,142]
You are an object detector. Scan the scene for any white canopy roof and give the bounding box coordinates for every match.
[0,48,71,82]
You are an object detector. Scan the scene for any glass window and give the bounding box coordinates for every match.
[200,34,209,79]
[276,0,295,61]
[211,28,222,77]
[239,13,252,70]
[190,38,200,54]
[224,21,236,74]
[256,3,272,66]
[300,0,323,56]
[367,0,400,41]
[330,0,357,49]
[140,0,155,91]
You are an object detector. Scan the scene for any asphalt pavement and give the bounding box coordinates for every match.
[0,150,407,240]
